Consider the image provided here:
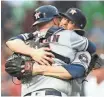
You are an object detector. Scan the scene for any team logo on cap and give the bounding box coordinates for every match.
[80,24,83,27]
[35,12,41,19]
[70,9,77,15]
[43,13,46,17]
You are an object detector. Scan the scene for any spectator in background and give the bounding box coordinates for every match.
[84,68,104,97]
[81,54,104,97]
[1,1,21,96]
[53,1,78,12]
[1,1,14,43]
[88,12,104,54]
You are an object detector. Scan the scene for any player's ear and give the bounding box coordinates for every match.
[53,17,60,26]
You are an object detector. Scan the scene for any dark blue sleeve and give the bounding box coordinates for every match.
[62,64,85,79]
[87,40,96,54]
[8,33,34,41]
[8,35,26,41]
[13,35,25,41]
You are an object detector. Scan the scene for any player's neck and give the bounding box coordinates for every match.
[39,26,52,33]
[39,28,49,34]
[39,21,53,33]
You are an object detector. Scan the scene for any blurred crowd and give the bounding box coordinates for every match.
[1,1,104,96]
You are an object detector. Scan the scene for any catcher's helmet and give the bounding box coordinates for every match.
[32,5,60,26]
[60,8,87,29]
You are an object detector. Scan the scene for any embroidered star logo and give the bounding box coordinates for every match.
[43,13,46,17]
[35,12,41,19]
[69,9,77,15]
[80,24,83,27]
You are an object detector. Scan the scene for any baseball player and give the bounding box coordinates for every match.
[5,5,95,97]
[27,7,94,96]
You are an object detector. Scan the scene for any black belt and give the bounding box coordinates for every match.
[51,51,70,64]
[42,43,70,64]
[24,88,62,96]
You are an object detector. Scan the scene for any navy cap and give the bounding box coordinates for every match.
[60,8,87,29]
[33,5,60,26]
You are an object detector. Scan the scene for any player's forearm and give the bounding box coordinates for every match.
[43,66,72,79]
[43,72,72,80]
[6,39,35,56]
[32,65,72,79]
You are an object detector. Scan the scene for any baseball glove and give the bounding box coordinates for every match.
[5,53,35,82]
[86,53,103,76]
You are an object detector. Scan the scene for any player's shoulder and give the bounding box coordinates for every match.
[57,29,73,37]
[77,51,90,56]
[59,29,73,33]
[49,26,73,34]
[48,26,65,34]
[59,29,84,39]
[70,30,83,38]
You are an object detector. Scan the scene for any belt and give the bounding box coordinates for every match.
[24,88,62,96]
[41,43,70,64]
[51,51,70,64]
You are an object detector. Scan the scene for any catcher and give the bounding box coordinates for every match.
[5,5,96,96]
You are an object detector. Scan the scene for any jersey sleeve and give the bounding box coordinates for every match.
[8,32,38,42]
[71,51,91,71]
[8,33,30,41]
[70,32,88,51]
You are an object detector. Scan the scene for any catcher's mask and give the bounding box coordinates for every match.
[60,8,87,29]
[32,5,60,26]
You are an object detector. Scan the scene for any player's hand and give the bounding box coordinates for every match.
[32,63,43,75]
[30,47,55,66]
